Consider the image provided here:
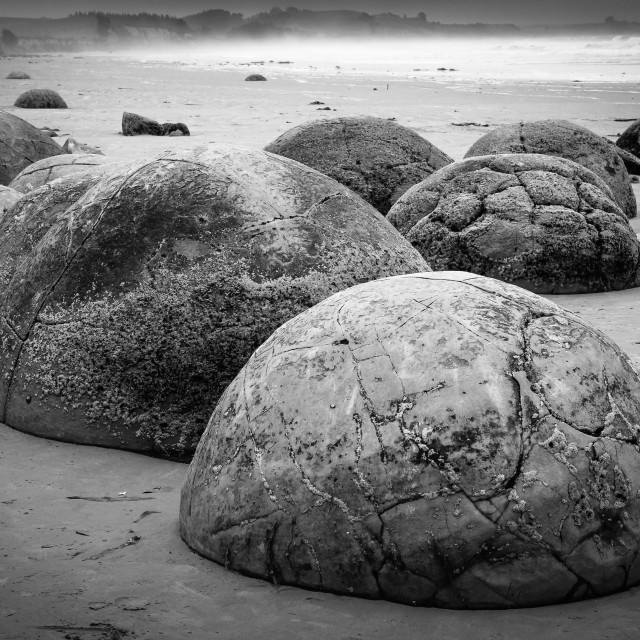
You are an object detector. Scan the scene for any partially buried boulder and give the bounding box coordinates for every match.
[162,122,190,136]
[265,116,453,215]
[62,137,105,155]
[0,110,67,185]
[465,119,636,219]
[0,185,21,218]
[0,144,428,459]
[6,71,30,79]
[245,74,266,81]
[180,271,640,608]
[14,88,68,109]
[616,118,640,166]
[9,154,124,194]
[122,111,164,136]
[387,154,640,294]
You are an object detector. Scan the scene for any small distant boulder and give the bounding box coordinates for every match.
[62,137,105,155]
[6,71,30,79]
[465,119,636,219]
[617,118,640,165]
[14,88,68,109]
[162,122,190,137]
[245,74,267,81]
[122,111,164,136]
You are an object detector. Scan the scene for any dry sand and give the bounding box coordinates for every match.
[1,47,640,639]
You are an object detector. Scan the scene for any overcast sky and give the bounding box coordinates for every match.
[2,0,640,24]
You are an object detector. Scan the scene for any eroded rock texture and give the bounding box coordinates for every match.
[465,119,636,219]
[9,154,123,193]
[14,88,68,109]
[0,144,427,459]
[0,186,21,218]
[387,154,640,294]
[180,271,640,608]
[265,116,453,215]
[0,110,67,185]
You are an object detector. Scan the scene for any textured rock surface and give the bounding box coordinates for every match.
[0,110,67,185]
[617,119,640,166]
[180,271,640,608]
[0,144,427,459]
[0,185,21,218]
[121,111,164,136]
[245,74,267,81]
[6,71,30,79]
[615,146,640,176]
[465,120,636,219]
[14,88,68,109]
[9,154,123,193]
[387,154,640,294]
[265,116,453,215]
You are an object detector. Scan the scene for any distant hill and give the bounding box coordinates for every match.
[0,8,639,52]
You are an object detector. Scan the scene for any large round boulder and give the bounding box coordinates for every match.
[265,116,453,215]
[387,154,640,294]
[0,144,427,459]
[0,185,21,218]
[6,71,30,79]
[617,118,640,164]
[465,119,636,219]
[180,271,640,608]
[0,110,67,185]
[14,88,68,109]
[9,154,124,193]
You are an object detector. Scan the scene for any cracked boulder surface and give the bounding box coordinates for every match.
[464,119,636,219]
[616,118,640,167]
[14,88,69,109]
[180,271,640,609]
[387,153,640,294]
[264,116,453,215]
[0,110,67,185]
[0,185,21,218]
[0,143,428,459]
[9,153,125,194]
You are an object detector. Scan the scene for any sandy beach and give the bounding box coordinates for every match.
[1,38,640,639]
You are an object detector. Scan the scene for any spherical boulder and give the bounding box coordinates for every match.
[180,271,640,608]
[616,118,640,165]
[0,185,21,218]
[245,74,267,81]
[9,154,124,194]
[387,154,640,294]
[0,110,67,185]
[6,71,30,79]
[265,116,454,215]
[0,144,428,459]
[465,119,636,219]
[14,88,68,109]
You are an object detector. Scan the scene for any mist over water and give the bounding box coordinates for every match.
[122,35,640,84]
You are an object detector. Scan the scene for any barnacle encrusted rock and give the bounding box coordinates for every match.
[180,271,640,608]
[0,110,67,185]
[14,88,68,109]
[264,116,453,215]
[9,154,124,193]
[0,144,427,459]
[464,119,636,219]
[387,154,640,294]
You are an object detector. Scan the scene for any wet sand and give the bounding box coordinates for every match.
[1,48,640,640]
